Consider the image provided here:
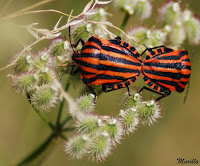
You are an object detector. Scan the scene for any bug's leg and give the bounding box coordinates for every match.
[72,38,85,48]
[70,66,79,75]
[87,85,97,104]
[115,36,121,41]
[155,91,171,101]
[102,85,108,92]
[126,85,131,96]
[138,86,168,100]
[59,63,71,82]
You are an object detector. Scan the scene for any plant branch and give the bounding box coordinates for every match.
[119,13,130,36]
[16,134,54,166]
[56,82,70,126]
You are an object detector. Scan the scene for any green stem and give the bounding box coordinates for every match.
[119,13,130,36]
[56,82,70,126]
[34,108,55,130]
[60,116,73,128]
[62,127,76,132]
[17,134,54,166]
[26,93,54,130]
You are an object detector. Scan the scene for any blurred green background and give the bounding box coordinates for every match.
[0,0,200,165]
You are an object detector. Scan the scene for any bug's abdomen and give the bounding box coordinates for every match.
[142,49,191,92]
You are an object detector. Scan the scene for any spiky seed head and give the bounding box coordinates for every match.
[170,21,186,46]
[37,68,56,85]
[33,50,52,71]
[159,2,181,25]
[123,92,141,109]
[76,115,102,135]
[120,108,139,134]
[48,37,66,57]
[137,100,162,126]
[88,133,112,162]
[31,84,59,110]
[184,14,200,45]
[12,52,33,74]
[65,135,91,159]
[103,118,123,145]
[12,72,38,94]
[75,94,95,114]
[70,21,93,49]
[134,0,152,20]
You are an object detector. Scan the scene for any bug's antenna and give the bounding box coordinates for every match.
[69,26,75,53]
[183,45,193,103]
[59,64,71,82]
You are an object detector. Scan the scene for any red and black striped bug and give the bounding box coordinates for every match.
[138,45,191,101]
[68,28,142,103]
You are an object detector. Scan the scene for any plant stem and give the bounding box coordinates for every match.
[119,13,130,36]
[34,108,55,130]
[62,127,76,132]
[60,116,73,128]
[26,93,54,130]
[56,82,70,126]
[17,134,54,166]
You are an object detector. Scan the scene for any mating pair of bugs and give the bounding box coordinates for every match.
[64,28,191,103]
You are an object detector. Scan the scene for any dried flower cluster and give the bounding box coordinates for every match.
[65,91,162,161]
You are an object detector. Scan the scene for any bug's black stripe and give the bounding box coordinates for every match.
[150,79,184,90]
[76,59,140,73]
[81,45,100,51]
[182,58,190,62]
[144,62,181,69]
[179,50,188,57]
[123,42,129,47]
[75,53,141,66]
[79,68,96,75]
[88,37,102,46]
[156,55,182,60]
[82,74,125,84]
[181,65,191,70]
[180,81,188,85]
[143,69,181,79]
[100,53,141,66]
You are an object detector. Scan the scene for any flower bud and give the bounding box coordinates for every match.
[88,133,111,162]
[76,115,102,135]
[120,108,139,134]
[76,94,95,114]
[12,72,38,94]
[103,118,123,145]
[123,92,141,109]
[12,52,33,74]
[37,68,56,85]
[31,84,59,110]
[70,22,93,49]
[33,50,52,71]
[137,100,162,125]
[159,2,181,25]
[134,0,152,20]
[170,21,186,46]
[183,14,200,45]
[65,135,91,159]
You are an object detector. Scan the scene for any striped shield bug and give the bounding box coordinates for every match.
[138,45,191,101]
[68,27,142,103]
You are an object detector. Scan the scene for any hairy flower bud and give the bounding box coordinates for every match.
[103,118,123,145]
[120,108,139,134]
[65,135,91,159]
[123,92,141,109]
[137,100,162,125]
[12,72,38,94]
[159,2,181,25]
[170,21,186,46]
[37,68,56,85]
[88,132,111,162]
[76,115,102,135]
[134,0,152,20]
[31,84,59,110]
[12,52,33,74]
